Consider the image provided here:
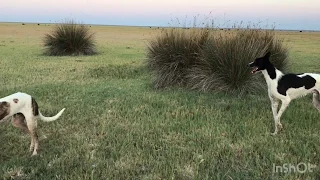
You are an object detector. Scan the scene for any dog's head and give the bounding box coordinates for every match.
[0,101,10,120]
[248,52,271,74]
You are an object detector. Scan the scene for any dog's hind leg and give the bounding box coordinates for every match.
[28,120,39,156]
[312,89,320,111]
[24,112,39,156]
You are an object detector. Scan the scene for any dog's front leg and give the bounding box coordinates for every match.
[269,93,280,135]
[272,99,291,135]
[269,93,279,120]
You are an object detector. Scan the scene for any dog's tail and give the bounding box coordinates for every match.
[38,108,66,122]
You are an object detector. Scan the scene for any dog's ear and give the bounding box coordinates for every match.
[264,52,271,59]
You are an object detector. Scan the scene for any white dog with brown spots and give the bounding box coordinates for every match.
[0,92,65,156]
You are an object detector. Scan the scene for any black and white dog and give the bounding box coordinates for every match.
[249,52,320,135]
[0,92,65,155]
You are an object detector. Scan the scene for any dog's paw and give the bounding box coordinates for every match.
[271,132,278,136]
[31,150,38,156]
[277,123,283,130]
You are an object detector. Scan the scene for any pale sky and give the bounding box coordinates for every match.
[1,0,319,30]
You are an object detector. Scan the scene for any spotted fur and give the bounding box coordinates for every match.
[0,92,65,156]
[249,52,320,135]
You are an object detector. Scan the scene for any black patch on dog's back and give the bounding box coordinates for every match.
[31,97,39,116]
[277,74,316,95]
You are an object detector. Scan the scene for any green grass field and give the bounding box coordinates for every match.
[0,23,319,179]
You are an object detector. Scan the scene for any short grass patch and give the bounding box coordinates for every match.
[88,64,146,79]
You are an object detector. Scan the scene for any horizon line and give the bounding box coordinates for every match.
[0,21,319,32]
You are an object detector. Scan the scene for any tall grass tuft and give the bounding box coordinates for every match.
[147,17,289,93]
[187,28,289,93]
[43,20,97,56]
[146,28,210,89]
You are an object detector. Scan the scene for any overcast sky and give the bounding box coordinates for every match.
[1,0,319,30]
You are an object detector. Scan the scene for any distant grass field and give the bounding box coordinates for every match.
[0,23,320,179]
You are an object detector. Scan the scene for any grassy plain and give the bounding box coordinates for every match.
[0,23,319,179]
